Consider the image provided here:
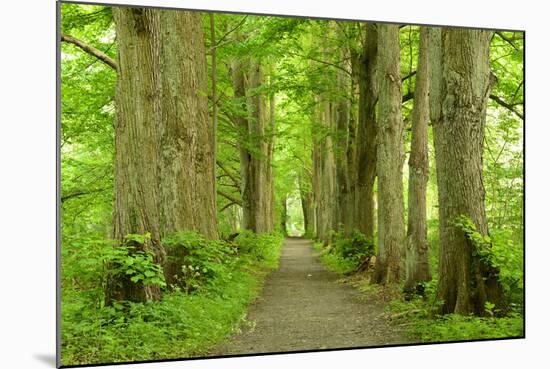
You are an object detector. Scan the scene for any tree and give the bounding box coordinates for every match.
[430,27,506,315]
[280,197,288,235]
[404,27,431,294]
[158,10,218,240]
[106,8,219,302]
[107,8,165,303]
[355,23,378,242]
[334,32,352,234]
[372,24,405,285]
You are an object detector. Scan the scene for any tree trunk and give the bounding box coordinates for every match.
[404,27,431,293]
[158,10,218,239]
[430,28,505,315]
[312,110,322,239]
[300,178,315,237]
[108,8,165,303]
[312,94,336,245]
[158,10,219,287]
[355,23,378,242]
[321,97,337,244]
[280,197,288,236]
[232,57,275,234]
[230,56,253,231]
[372,24,405,285]
[266,80,276,232]
[335,45,351,234]
[248,59,275,233]
[108,9,220,302]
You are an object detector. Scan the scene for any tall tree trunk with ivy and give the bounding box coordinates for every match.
[108,8,165,304]
[430,27,506,315]
[372,24,405,285]
[404,27,431,294]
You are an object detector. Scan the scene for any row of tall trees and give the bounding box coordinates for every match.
[296,22,522,315]
[61,5,523,317]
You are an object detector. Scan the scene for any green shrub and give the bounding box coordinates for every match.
[387,290,523,342]
[162,231,237,293]
[61,230,284,366]
[332,230,375,264]
[454,215,524,305]
[314,230,375,275]
[108,233,167,288]
[234,230,283,269]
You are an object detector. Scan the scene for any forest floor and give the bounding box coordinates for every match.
[209,237,409,356]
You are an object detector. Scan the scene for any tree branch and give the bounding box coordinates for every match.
[217,189,242,206]
[495,32,520,51]
[209,16,248,51]
[402,70,416,82]
[286,51,352,76]
[402,91,414,103]
[216,160,240,188]
[61,33,118,71]
[220,201,239,212]
[489,94,524,120]
[61,188,109,203]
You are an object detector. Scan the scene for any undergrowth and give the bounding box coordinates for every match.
[313,221,524,344]
[61,231,283,366]
[386,292,524,342]
[313,230,375,275]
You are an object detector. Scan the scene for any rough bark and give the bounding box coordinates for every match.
[355,23,378,241]
[404,27,431,294]
[108,8,165,303]
[311,108,322,239]
[346,46,360,236]
[248,60,275,233]
[280,197,288,236]
[158,10,218,240]
[231,57,275,234]
[312,92,337,245]
[320,96,338,244]
[230,56,253,231]
[372,24,405,285]
[108,9,220,301]
[335,45,351,234]
[266,81,276,232]
[300,177,315,237]
[430,27,506,315]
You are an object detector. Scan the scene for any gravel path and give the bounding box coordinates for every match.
[210,237,408,356]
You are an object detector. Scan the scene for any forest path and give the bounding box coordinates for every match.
[209,237,408,356]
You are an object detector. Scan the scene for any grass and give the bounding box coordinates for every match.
[61,231,283,366]
[385,291,524,342]
[313,235,524,345]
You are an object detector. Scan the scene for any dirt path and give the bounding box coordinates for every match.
[209,237,408,356]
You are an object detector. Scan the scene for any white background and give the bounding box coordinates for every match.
[0,0,547,368]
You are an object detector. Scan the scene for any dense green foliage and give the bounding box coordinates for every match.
[313,231,376,275]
